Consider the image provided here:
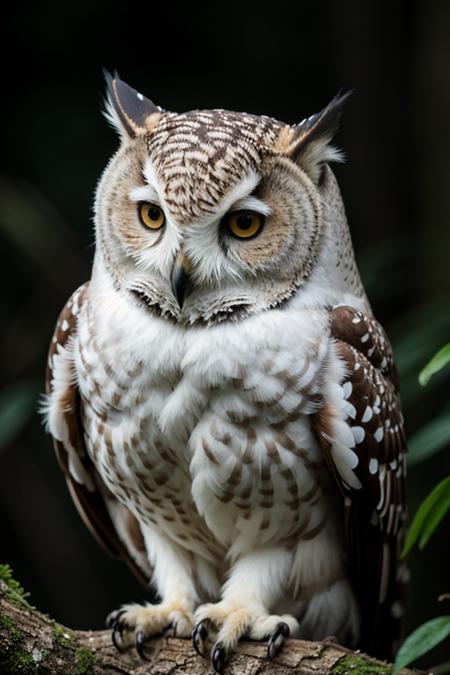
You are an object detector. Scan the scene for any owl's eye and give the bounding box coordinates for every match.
[224,210,265,240]
[138,202,165,230]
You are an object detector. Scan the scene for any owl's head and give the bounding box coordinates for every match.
[94,73,362,325]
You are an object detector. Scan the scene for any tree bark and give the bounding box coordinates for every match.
[0,581,415,675]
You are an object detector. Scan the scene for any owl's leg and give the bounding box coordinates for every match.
[107,528,198,658]
[192,547,299,673]
[297,577,360,645]
[290,529,360,646]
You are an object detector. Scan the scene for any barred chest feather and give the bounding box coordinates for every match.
[75,284,341,563]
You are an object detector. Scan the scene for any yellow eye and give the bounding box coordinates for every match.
[226,210,264,239]
[138,202,165,230]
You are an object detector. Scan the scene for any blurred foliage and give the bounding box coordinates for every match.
[0,564,32,609]
[0,380,41,452]
[0,564,28,597]
[402,475,450,556]
[419,344,450,386]
[395,348,450,671]
[0,0,449,668]
[409,414,450,467]
[407,343,450,467]
[393,616,450,675]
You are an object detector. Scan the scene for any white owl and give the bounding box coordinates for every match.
[44,73,407,672]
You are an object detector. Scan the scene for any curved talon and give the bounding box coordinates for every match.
[163,621,175,642]
[192,619,210,658]
[267,621,290,660]
[106,608,125,628]
[135,630,149,660]
[111,619,127,653]
[212,641,226,674]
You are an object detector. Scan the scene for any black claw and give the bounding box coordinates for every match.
[267,621,290,660]
[111,619,127,653]
[212,641,226,674]
[135,630,149,660]
[192,620,209,658]
[163,621,175,642]
[106,608,125,628]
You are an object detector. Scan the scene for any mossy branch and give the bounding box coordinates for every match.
[0,579,419,675]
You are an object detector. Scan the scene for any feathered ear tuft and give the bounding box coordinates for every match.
[102,69,163,140]
[274,91,352,183]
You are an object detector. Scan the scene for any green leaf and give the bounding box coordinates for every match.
[408,413,450,466]
[402,476,450,556]
[0,380,40,451]
[419,343,450,386]
[393,616,450,674]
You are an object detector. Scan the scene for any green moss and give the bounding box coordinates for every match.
[0,595,50,673]
[74,646,95,674]
[0,611,40,673]
[0,612,15,631]
[3,647,39,673]
[331,655,392,675]
[40,648,49,661]
[0,564,28,598]
[52,622,71,648]
[0,564,34,610]
[0,612,23,643]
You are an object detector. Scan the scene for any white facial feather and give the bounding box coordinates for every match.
[299,138,345,183]
[129,184,160,204]
[143,158,166,205]
[230,194,272,217]
[214,171,261,216]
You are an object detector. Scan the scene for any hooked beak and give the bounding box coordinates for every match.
[170,251,191,309]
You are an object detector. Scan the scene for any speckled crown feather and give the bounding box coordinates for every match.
[104,73,350,225]
[147,110,283,222]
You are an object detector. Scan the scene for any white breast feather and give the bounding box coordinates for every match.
[46,269,364,569]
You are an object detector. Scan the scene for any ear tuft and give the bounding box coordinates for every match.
[293,90,352,149]
[277,91,352,183]
[102,69,163,139]
[296,135,346,184]
[102,70,124,136]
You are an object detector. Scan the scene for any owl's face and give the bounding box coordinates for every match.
[95,76,349,324]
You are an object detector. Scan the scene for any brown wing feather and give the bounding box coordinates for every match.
[314,306,407,660]
[45,283,150,586]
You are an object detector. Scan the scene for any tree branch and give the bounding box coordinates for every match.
[0,581,415,674]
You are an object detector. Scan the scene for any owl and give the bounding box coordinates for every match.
[44,73,407,672]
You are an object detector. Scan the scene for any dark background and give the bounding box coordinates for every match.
[1,0,449,666]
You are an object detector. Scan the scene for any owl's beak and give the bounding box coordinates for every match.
[170,251,191,309]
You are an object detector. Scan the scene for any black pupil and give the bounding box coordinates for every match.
[236,213,254,230]
[148,206,161,221]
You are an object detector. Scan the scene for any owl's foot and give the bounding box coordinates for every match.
[106,601,193,658]
[192,602,299,673]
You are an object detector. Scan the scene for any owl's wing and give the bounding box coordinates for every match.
[45,283,151,586]
[313,306,407,660]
